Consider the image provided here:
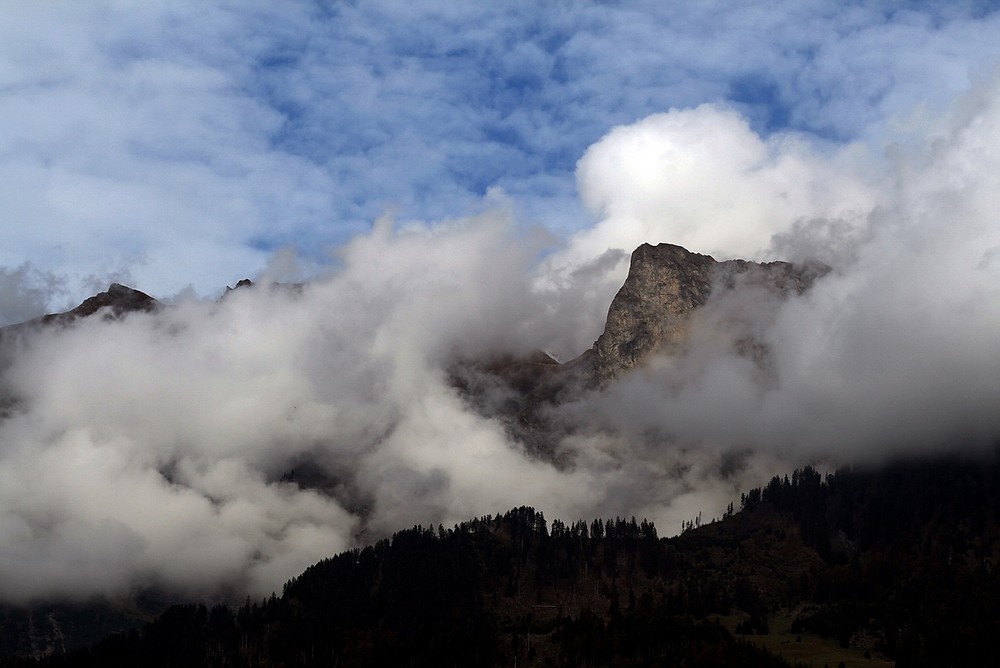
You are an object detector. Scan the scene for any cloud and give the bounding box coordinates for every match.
[0,264,66,327]
[0,212,574,602]
[758,66,1000,457]
[569,104,876,264]
[0,2,337,300]
[0,203,793,603]
[559,67,1000,465]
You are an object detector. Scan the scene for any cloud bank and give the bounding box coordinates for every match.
[2,66,1000,605]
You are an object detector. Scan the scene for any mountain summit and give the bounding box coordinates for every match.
[49,283,159,323]
[451,242,825,452]
[588,243,824,382]
[0,284,158,342]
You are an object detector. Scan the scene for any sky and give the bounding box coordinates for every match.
[2,1,1000,604]
[2,0,1000,312]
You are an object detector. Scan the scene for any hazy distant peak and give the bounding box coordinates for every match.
[61,283,158,321]
[225,278,254,292]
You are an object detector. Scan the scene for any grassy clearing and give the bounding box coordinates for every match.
[717,608,894,668]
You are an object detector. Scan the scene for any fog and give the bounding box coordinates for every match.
[2,71,1000,604]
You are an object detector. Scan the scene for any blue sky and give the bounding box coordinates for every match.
[2,1,1000,315]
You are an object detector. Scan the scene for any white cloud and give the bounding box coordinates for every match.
[569,104,876,264]
[561,67,1000,464]
[0,212,565,602]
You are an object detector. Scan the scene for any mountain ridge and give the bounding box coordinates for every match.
[1,242,821,386]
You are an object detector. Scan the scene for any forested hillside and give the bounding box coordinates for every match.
[4,506,790,667]
[3,452,998,667]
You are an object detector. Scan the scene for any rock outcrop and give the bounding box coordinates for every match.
[589,243,823,382]
[451,242,825,453]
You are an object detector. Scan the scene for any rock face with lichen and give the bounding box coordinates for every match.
[589,243,823,383]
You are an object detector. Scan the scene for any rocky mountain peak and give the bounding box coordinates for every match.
[449,242,826,454]
[0,284,158,336]
[58,283,159,322]
[590,243,823,382]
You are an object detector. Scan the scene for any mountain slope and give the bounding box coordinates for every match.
[14,454,1000,667]
[0,448,994,667]
[0,284,158,339]
[10,508,796,668]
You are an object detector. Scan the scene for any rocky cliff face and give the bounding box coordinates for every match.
[589,243,823,382]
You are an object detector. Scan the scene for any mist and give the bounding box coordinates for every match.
[2,71,1000,606]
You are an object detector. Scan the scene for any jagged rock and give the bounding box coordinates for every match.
[589,243,823,383]
[225,278,254,293]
